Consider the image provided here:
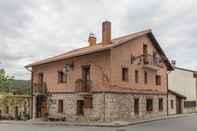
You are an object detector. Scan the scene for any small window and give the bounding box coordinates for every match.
[134,98,139,115]
[58,100,64,113]
[146,99,153,112]
[144,71,148,84]
[84,95,93,108]
[156,75,161,85]
[135,70,139,83]
[131,54,134,64]
[58,71,67,83]
[122,68,129,82]
[159,98,163,111]
[171,100,174,109]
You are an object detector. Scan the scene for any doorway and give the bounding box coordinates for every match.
[77,100,84,116]
[176,97,182,114]
[15,106,19,119]
[36,95,48,118]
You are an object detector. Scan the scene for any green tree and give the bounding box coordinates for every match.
[0,69,14,92]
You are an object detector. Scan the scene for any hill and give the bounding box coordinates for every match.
[11,80,31,95]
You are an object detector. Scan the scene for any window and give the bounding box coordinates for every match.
[156,75,161,85]
[159,98,163,111]
[144,71,148,84]
[84,95,93,108]
[131,54,134,64]
[146,99,153,112]
[58,100,64,113]
[184,101,196,108]
[135,70,139,83]
[58,71,67,83]
[134,98,139,115]
[122,67,129,82]
[171,100,174,109]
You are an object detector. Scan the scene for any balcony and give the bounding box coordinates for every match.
[75,79,92,94]
[141,54,163,71]
[33,82,47,95]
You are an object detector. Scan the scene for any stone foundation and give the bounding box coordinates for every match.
[43,92,167,122]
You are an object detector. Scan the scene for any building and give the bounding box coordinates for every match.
[0,93,32,120]
[26,21,173,122]
[168,67,197,114]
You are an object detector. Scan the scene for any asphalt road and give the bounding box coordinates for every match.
[1,114,197,131]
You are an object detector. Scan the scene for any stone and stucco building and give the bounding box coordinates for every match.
[0,93,31,120]
[26,21,173,122]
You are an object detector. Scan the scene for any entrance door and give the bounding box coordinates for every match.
[15,106,19,119]
[36,95,47,118]
[176,97,182,114]
[77,100,84,116]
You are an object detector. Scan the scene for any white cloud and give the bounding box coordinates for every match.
[0,0,197,79]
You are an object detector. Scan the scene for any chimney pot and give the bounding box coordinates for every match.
[88,33,96,46]
[102,21,111,45]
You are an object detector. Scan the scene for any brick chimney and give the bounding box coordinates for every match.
[88,33,96,46]
[102,21,111,45]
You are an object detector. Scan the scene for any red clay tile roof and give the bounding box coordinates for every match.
[168,89,186,99]
[26,29,173,70]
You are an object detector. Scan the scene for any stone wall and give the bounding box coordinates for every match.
[48,92,167,122]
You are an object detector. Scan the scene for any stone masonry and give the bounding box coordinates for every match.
[48,92,167,122]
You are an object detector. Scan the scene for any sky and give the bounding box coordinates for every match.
[0,0,197,80]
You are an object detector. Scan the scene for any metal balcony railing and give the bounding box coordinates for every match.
[142,54,162,67]
[33,82,47,95]
[75,79,92,93]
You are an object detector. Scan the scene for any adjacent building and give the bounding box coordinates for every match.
[0,93,32,120]
[26,21,173,122]
[168,67,197,114]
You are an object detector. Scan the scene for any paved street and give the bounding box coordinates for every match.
[1,114,197,131]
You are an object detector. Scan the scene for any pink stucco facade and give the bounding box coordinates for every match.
[32,35,168,94]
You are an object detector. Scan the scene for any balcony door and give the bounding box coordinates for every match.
[81,65,90,92]
[38,73,44,86]
[143,44,148,55]
[82,65,90,81]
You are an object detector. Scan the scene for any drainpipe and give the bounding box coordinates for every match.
[167,71,169,116]
[103,92,106,122]
[25,66,34,119]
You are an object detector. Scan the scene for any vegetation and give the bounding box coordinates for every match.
[0,68,31,95]
[0,69,14,92]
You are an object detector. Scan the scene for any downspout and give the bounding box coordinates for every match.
[25,66,33,119]
[167,71,169,116]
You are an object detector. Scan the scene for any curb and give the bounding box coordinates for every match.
[0,113,196,127]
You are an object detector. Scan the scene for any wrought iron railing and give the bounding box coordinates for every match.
[75,79,92,93]
[33,82,47,94]
[141,54,162,67]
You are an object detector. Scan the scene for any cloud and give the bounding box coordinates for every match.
[0,0,197,79]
